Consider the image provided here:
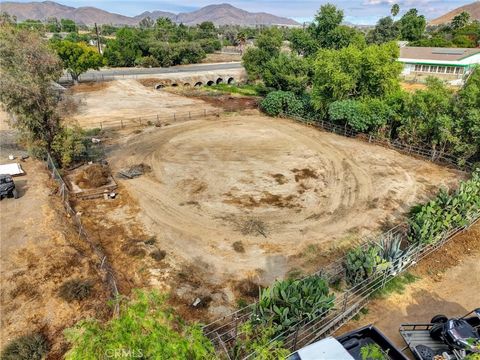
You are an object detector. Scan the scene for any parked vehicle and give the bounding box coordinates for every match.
[400,308,480,360]
[0,174,18,200]
[290,325,409,360]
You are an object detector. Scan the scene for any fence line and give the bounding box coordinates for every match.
[289,116,472,172]
[204,212,479,358]
[45,153,120,315]
[84,108,221,130]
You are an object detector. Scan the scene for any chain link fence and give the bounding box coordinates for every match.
[204,213,479,359]
[45,153,120,315]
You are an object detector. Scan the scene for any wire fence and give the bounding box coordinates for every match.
[204,212,479,359]
[290,116,473,172]
[87,108,221,130]
[45,153,120,315]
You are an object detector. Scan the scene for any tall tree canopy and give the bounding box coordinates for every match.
[0,24,63,154]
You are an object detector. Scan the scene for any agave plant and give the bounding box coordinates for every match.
[251,275,335,335]
[377,233,415,274]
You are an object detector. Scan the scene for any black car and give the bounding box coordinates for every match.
[0,174,18,200]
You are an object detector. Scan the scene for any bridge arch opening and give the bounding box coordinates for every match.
[194,82,203,87]
[155,84,165,90]
[216,78,223,84]
[171,83,178,87]
[207,80,214,86]
[183,83,191,87]
[227,77,235,84]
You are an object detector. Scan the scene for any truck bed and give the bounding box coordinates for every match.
[399,323,450,359]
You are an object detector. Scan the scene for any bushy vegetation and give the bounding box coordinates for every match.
[58,279,93,302]
[261,91,306,118]
[64,291,215,359]
[344,245,389,286]
[360,343,388,360]
[252,275,334,334]
[408,170,480,244]
[1,333,49,360]
[229,321,290,360]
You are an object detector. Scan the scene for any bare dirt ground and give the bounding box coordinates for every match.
[64,84,466,320]
[337,221,480,349]
[69,79,217,128]
[0,114,109,358]
[105,112,463,310]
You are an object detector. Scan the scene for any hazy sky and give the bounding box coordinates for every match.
[3,0,475,24]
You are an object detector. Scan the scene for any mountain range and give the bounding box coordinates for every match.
[0,1,300,26]
[430,1,480,25]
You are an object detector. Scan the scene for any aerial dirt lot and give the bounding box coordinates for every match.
[65,81,466,319]
[337,221,480,348]
[69,79,217,128]
[106,113,463,290]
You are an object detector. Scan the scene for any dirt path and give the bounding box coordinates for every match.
[336,222,480,349]
[106,113,463,294]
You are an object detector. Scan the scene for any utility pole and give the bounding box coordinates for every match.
[94,22,101,54]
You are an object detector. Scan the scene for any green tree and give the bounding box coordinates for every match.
[289,28,318,56]
[60,18,77,32]
[0,24,63,156]
[103,28,144,67]
[65,291,215,360]
[53,40,104,83]
[312,42,401,113]
[399,8,426,41]
[242,27,282,80]
[139,16,154,29]
[367,17,400,44]
[261,91,306,118]
[309,3,344,46]
[51,127,87,167]
[451,11,470,30]
[262,53,310,94]
[400,77,456,151]
[326,25,366,49]
[391,4,400,19]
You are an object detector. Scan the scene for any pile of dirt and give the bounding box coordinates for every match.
[117,163,152,179]
[177,89,258,112]
[75,164,110,189]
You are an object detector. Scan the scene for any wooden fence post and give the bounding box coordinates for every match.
[189,111,191,120]
[121,119,123,129]
[204,109,207,117]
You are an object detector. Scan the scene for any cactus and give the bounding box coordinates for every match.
[344,244,389,286]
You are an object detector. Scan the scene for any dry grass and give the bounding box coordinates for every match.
[71,82,109,93]
[75,164,110,189]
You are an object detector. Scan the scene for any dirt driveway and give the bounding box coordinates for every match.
[337,221,480,349]
[106,113,463,289]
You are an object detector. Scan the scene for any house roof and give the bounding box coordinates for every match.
[399,47,480,62]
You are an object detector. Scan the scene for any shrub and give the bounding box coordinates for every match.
[1,333,49,360]
[344,245,389,286]
[252,275,334,334]
[64,291,215,359]
[59,279,93,301]
[261,91,305,118]
[51,126,87,168]
[229,321,290,360]
[135,55,160,68]
[150,249,166,261]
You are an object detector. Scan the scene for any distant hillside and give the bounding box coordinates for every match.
[430,1,480,25]
[0,1,139,25]
[0,1,299,26]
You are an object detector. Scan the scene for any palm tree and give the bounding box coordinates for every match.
[391,4,400,20]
